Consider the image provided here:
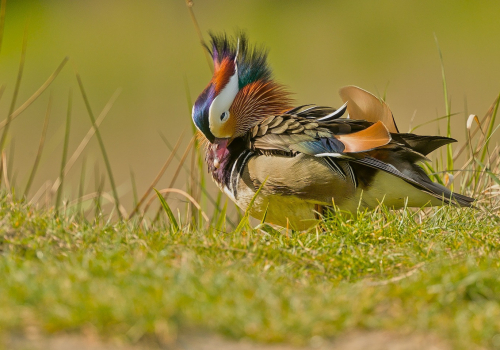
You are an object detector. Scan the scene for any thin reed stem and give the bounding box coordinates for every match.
[158,131,234,226]
[130,169,138,208]
[150,137,195,222]
[184,75,205,221]
[76,73,122,219]
[94,163,105,219]
[0,21,28,171]
[7,138,14,185]
[129,131,185,218]
[24,96,52,198]
[145,187,209,223]
[76,157,87,217]
[2,151,10,194]
[434,34,453,186]
[480,93,500,163]
[55,90,72,212]
[185,0,213,73]
[51,89,121,194]
[0,57,69,130]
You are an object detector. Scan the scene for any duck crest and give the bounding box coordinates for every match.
[207,32,272,89]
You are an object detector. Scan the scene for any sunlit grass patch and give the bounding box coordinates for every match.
[1,196,500,349]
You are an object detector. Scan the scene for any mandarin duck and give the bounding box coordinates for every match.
[192,33,474,230]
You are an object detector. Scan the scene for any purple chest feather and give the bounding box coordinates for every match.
[205,137,253,196]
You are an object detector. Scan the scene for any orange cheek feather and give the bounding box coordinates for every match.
[219,112,237,138]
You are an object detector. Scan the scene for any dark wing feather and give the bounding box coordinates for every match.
[282,104,314,114]
[392,133,456,156]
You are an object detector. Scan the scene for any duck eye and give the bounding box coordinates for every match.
[220,111,229,122]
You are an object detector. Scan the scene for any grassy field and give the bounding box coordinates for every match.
[1,194,500,349]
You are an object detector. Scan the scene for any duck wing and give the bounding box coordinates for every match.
[248,112,474,207]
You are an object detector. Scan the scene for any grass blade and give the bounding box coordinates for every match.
[480,93,500,163]
[0,85,5,103]
[51,88,121,195]
[422,162,444,185]
[184,0,213,73]
[0,21,28,165]
[76,156,87,217]
[147,188,209,223]
[128,131,185,218]
[409,112,459,133]
[215,199,228,231]
[454,97,497,161]
[130,169,138,208]
[55,90,72,212]
[24,95,52,197]
[151,137,195,222]
[159,131,233,226]
[211,191,222,226]
[235,178,267,232]
[184,76,206,204]
[473,158,500,187]
[158,134,193,202]
[7,138,14,186]
[0,57,69,130]
[434,34,453,182]
[94,163,105,219]
[154,188,179,232]
[1,151,10,194]
[260,202,269,225]
[76,72,122,219]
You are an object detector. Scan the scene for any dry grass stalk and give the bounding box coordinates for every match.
[23,96,52,197]
[129,131,185,219]
[145,187,209,223]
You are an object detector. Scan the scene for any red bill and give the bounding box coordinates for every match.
[213,138,230,169]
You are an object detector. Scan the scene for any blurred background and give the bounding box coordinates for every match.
[0,0,499,218]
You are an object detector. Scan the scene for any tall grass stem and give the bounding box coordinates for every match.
[0,57,68,130]
[434,34,454,182]
[76,73,122,219]
[0,21,28,172]
[24,96,51,197]
[55,90,72,212]
[129,131,185,218]
[184,0,213,73]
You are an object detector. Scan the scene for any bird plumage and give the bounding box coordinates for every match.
[192,33,474,230]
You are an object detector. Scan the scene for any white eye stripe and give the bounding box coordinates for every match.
[208,64,239,138]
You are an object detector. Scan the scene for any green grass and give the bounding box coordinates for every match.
[1,195,500,349]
